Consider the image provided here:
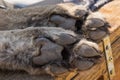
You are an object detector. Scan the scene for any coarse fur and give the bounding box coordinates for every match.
[0,3,87,30]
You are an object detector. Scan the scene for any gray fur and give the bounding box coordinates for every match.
[0,27,76,75]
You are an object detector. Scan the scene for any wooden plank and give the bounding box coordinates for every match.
[99,27,120,52]
[112,56,120,80]
[103,36,115,79]
[103,72,109,80]
[65,71,78,80]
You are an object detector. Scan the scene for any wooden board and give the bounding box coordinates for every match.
[112,56,120,80]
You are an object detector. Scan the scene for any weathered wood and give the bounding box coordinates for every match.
[112,56,120,80]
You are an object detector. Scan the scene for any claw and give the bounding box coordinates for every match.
[88,29,107,41]
[85,18,105,30]
[72,58,94,70]
[73,39,100,57]
[49,63,68,75]
[75,44,100,57]
[83,12,106,30]
[50,15,76,31]
[50,15,66,24]
[55,33,77,45]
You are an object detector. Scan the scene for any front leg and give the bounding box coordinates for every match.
[0,3,87,30]
[0,27,77,76]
